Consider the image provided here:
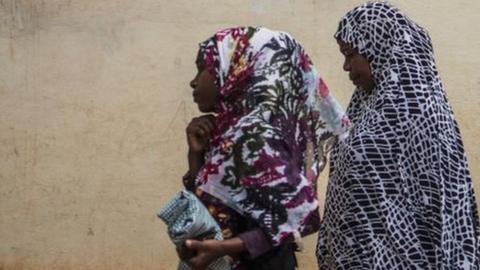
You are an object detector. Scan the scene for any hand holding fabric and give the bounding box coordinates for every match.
[157,190,231,270]
[184,239,225,270]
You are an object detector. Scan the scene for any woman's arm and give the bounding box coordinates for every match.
[187,150,205,178]
[182,151,204,191]
[185,237,245,269]
[183,115,216,189]
[185,228,273,269]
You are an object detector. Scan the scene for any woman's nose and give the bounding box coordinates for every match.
[190,78,197,89]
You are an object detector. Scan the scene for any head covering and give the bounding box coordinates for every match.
[317,2,480,269]
[195,26,349,245]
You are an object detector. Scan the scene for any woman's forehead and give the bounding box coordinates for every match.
[195,49,207,68]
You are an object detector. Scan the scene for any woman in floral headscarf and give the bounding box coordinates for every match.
[182,26,348,269]
[316,2,480,269]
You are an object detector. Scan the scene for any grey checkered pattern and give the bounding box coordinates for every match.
[158,190,231,270]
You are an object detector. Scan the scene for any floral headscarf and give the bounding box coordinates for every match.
[196,27,349,245]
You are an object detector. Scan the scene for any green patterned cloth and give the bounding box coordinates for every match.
[158,190,231,270]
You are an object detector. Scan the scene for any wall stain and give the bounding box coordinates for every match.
[0,0,37,37]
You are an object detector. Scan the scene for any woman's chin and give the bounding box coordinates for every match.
[357,84,374,93]
[198,105,214,113]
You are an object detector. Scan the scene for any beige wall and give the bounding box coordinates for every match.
[0,1,478,269]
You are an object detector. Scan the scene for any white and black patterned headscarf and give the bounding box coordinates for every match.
[317,2,480,269]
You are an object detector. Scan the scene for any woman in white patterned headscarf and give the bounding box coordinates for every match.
[316,2,480,269]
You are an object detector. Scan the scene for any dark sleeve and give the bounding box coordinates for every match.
[237,228,273,259]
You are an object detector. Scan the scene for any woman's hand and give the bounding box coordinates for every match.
[185,115,216,179]
[184,237,245,270]
[186,115,216,154]
[184,239,225,270]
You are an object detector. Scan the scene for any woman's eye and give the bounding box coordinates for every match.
[344,50,354,57]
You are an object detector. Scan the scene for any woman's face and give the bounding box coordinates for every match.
[337,39,375,92]
[190,52,220,113]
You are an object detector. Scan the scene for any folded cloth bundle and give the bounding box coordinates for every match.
[158,190,231,270]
